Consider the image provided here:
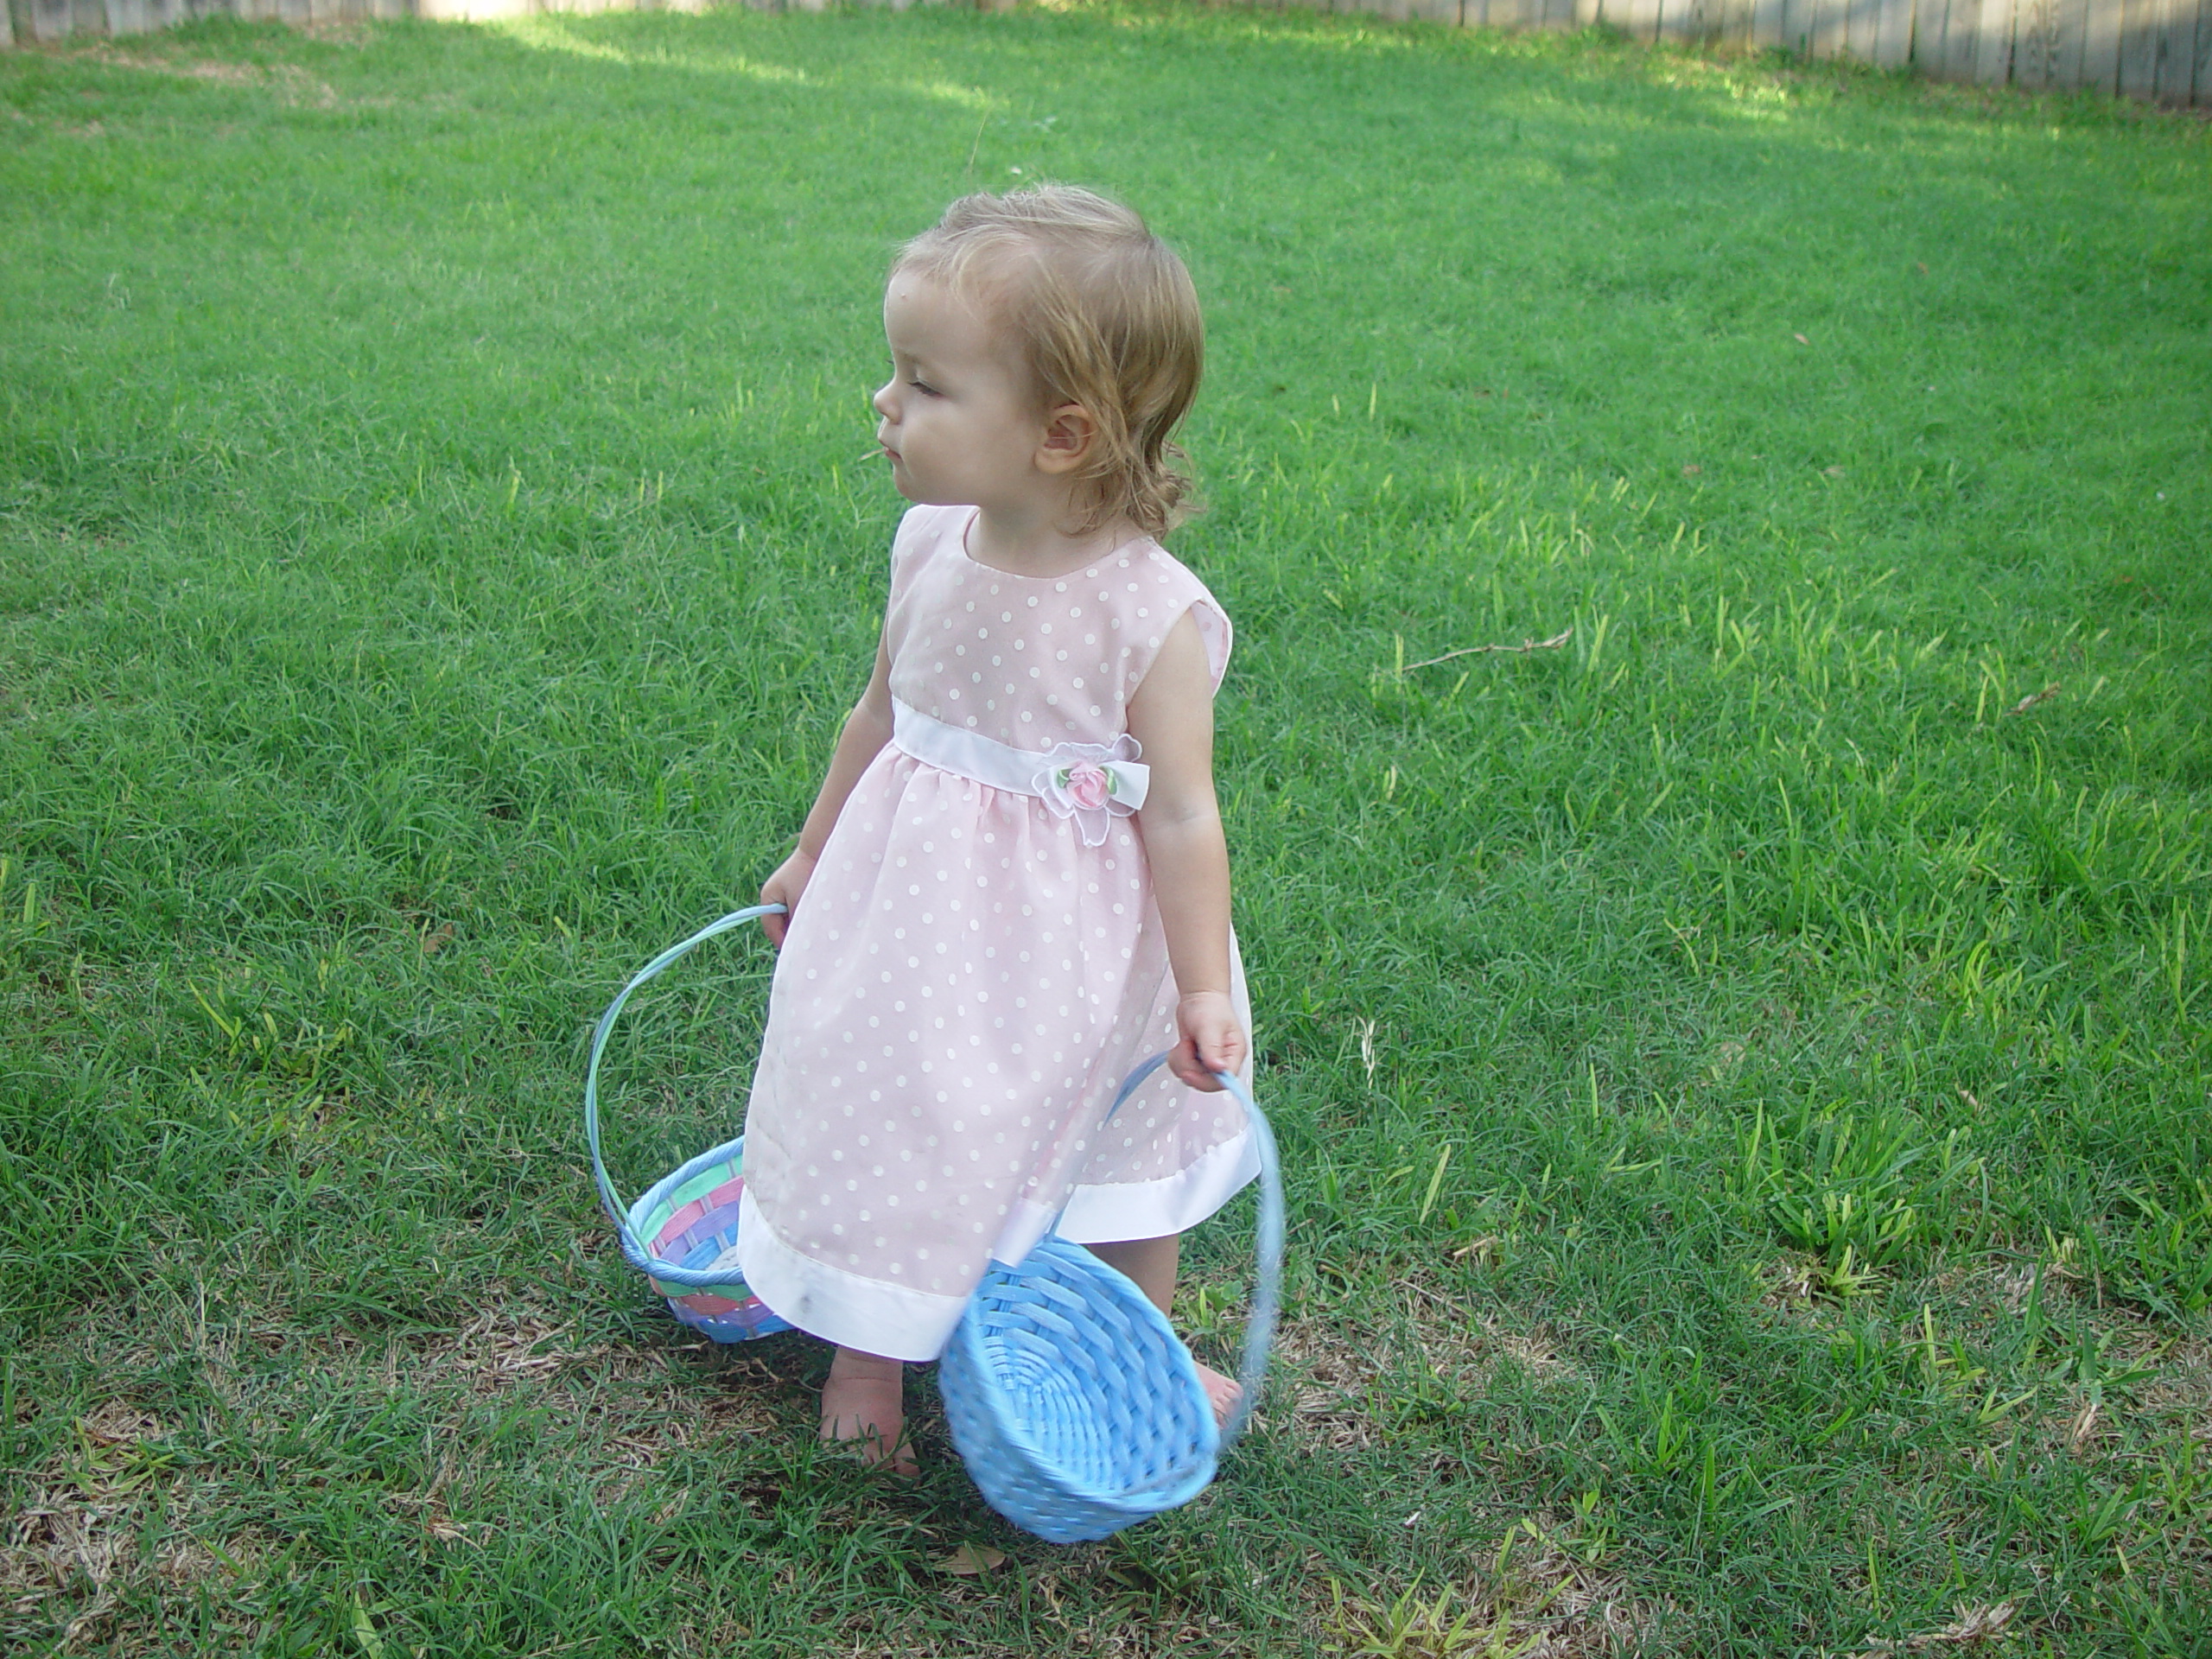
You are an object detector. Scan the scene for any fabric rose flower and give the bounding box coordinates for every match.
[1065,764,1112,812]
[1033,736,1149,846]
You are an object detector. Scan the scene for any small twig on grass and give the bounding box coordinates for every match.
[1399,627,1573,675]
[2000,683,2061,717]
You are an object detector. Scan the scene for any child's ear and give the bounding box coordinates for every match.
[1035,404,1096,474]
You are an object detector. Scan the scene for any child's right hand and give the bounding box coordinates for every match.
[759,848,817,949]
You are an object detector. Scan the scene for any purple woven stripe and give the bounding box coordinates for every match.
[666,1294,794,1342]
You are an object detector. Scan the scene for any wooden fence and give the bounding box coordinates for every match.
[1320,0,2211,105]
[4,0,2207,108]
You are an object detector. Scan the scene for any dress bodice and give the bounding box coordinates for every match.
[883,505,1230,753]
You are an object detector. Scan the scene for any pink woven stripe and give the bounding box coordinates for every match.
[675,1291,745,1316]
[658,1196,709,1241]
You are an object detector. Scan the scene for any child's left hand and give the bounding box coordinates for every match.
[1169,990,1246,1092]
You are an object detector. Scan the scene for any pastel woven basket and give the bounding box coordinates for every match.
[585,904,792,1343]
[938,1054,1284,1543]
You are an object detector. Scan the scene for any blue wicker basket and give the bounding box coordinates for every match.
[584,905,792,1342]
[938,1054,1283,1543]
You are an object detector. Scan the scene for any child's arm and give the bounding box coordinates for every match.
[760,632,894,947]
[1128,611,1245,1094]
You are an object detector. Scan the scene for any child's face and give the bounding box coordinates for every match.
[873,273,1051,512]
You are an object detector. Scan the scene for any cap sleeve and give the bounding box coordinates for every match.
[1185,588,1232,691]
[1124,545,1234,700]
[887,503,957,607]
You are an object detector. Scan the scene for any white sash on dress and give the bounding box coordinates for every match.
[890,698,1150,846]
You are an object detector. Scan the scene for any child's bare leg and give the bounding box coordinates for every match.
[820,1346,915,1474]
[1087,1233,1240,1428]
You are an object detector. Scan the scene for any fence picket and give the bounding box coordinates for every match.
[2195,0,2212,101]
[1975,0,2015,77]
[1778,0,1815,52]
[2080,0,2123,79]
[2050,0,2091,81]
[1942,0,1981,73]
[2155,0,2199,97]
[2119,0,2159,89]
[1846,0,1881,58]
[2013,0,2055,78]
[1671,0,1719,34]
[1872,0,1915,62]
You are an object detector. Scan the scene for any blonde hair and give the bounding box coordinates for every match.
[894,185,1203,538]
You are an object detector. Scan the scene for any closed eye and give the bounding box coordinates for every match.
[908,378,940,396]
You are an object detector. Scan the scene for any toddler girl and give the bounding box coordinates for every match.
[738,186,1256,1471]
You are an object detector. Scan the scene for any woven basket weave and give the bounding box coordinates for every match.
[938,1057,1283,1543]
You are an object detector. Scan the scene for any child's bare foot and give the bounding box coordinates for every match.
[821,1347,917,1476]
[1196,1362,1242,1430]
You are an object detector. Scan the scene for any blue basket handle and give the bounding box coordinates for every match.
[584,904,785,1287]
[1091,1053,1283,1452]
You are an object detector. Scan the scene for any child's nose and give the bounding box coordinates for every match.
[872,380,897,421]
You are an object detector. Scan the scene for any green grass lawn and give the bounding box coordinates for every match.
[3,3,2208,1652]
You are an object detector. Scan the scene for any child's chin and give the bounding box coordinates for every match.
[896,479,962,509]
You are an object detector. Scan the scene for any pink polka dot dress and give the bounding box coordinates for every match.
[734,504,1259,1362]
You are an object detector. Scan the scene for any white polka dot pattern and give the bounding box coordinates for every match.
[736,505,1251,1361]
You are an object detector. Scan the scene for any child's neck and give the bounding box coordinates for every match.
[966,496,1141,580]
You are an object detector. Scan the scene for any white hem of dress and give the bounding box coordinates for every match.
[1052,1126,1264,1247]
[736,1189,968,1363]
